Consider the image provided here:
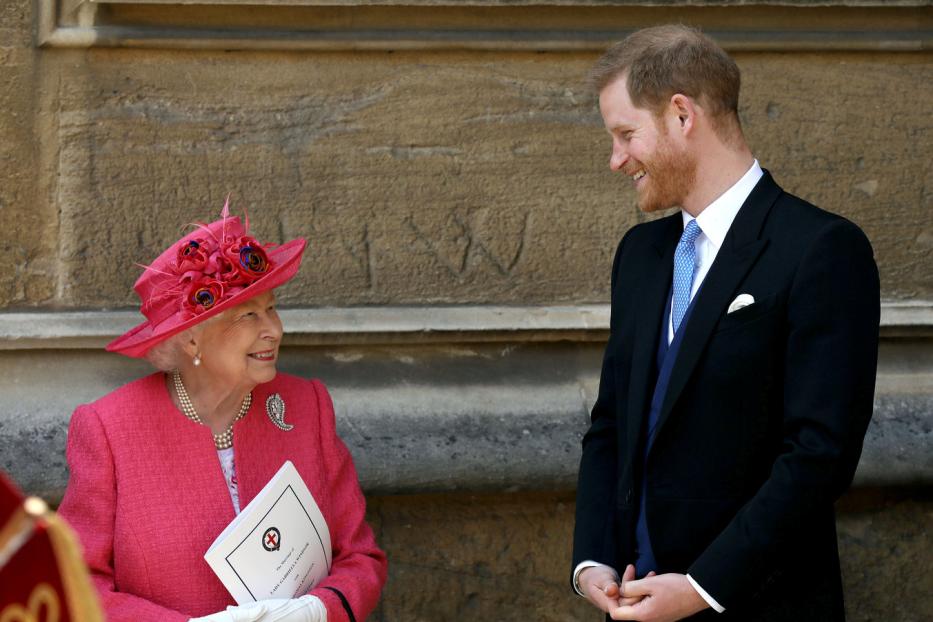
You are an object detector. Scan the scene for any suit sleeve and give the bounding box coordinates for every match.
[571,233,630,580]
[308,380,388,622]
[57,405,189,622]
[688,219,880,606]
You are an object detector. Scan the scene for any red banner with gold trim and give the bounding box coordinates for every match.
[0,471,103,622]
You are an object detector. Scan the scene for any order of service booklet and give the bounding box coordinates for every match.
[204,460,332,604]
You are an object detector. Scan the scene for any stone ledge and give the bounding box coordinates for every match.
[37,1,932,51]
[878,300,933,337]
[0,301,930,348]
[1,338,930,502]
[3,380,930,501]
[39,27,930,53]
[337,387,933,494]
[0,305,610,349]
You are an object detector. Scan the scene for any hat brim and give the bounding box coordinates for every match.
[106,238,306,358]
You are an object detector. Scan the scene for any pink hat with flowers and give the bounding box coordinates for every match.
[107,201,306,358]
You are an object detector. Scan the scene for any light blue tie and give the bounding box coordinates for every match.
[672,219,702,333]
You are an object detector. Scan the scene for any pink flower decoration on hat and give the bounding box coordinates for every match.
[184,277,225,315]
[171,233,274,317]
[160,207,277,319]
[176,238,210,279]
[107,198,306,358]
[221,235,272,284]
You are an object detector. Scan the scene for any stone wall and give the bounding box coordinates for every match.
[1,0,931,620]
[368,488,933,622]
[2,3,932,308]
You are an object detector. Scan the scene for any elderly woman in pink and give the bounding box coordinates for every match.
[59,206,387,622]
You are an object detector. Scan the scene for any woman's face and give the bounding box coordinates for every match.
[193,290,283,391]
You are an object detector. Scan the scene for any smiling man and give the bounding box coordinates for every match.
[571,26,880,621]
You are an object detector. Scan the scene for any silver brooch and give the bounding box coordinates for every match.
[266,393,293,431]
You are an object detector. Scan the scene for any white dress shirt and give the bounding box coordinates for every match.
[574,160,764,613]
[668,160,764,343]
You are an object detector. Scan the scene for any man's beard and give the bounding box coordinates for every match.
[636,133,697,213]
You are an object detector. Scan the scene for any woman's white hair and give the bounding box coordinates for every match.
[142,304,245,371]
[144,330,194,372]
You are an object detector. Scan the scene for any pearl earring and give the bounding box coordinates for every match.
[193,353,202,367]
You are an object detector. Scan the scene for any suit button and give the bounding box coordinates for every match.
[625,488,633,504]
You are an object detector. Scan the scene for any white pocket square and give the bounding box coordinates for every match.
[727,293,755,314]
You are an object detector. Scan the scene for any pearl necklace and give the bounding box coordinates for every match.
[172,370,251,450]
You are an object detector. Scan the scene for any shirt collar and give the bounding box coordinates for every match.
[682,160,763,249]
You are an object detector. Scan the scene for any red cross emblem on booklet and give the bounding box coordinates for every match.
[262,527,281,552]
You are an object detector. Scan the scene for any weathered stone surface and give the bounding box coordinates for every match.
[0,0,57,308]
[0,1,31,52]
[860,394,933,487]
[836,488,933,621]
[367,491,599,622]
[365,488,933,621]
[739,54,933,301]
[0,349,150,501]
[46,50,613,307]
[15,49,928,308]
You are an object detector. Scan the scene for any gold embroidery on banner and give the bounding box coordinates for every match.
[43,513,105,622]
[0,583,61,622]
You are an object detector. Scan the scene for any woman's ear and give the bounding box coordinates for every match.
[180,328,200,360]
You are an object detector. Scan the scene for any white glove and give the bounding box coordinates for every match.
[190,595,327,622]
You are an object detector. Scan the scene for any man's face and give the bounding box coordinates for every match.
[599,76,696,213]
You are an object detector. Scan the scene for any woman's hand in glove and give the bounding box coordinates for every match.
[190,594,326,622]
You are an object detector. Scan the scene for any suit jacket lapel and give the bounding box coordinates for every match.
[652,172,783,445]
[624,214,681,462]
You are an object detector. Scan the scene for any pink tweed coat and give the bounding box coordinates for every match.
[59,372,387,622]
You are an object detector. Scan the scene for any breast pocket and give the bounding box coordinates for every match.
[714,292,781,335]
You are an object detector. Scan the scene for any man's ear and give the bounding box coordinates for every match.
[669,94,697,136]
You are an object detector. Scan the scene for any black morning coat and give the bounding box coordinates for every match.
[572,172,880,621]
